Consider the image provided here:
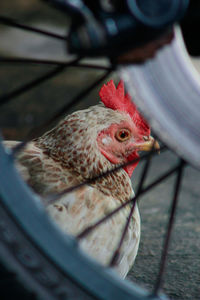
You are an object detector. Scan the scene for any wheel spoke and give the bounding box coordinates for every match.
[0,58,81,106]
[10,68,113,156]
[46,146,166,204]
[0,57,65,66]
[153,159,186,295]
[109,152,152,267]
[25,69,114,139]
[0,16,66,40]
[0,57,112,71]
[77,158,179,240]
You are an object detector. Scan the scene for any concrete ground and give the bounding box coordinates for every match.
[129,153,200,299]
[0,1,200,299]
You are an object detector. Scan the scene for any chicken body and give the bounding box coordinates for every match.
[4,81,156,278]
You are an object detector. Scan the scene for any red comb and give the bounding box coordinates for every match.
[99,80,150,136]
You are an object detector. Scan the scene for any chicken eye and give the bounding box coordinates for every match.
[115,129,131,142]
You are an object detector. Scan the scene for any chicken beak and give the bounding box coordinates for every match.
[136,136,160,153]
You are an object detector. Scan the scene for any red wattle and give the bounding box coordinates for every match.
[123,153,139,177]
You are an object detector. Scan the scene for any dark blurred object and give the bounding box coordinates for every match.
[0,260,36,300]
[116,30,174,64]
[43,0,189,58]
[181,0,200,56]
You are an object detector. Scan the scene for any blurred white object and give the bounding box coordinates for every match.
[121,27,200,169]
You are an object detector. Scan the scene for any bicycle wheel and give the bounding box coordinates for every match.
[0,1,199,300]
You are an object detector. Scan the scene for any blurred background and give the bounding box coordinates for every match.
[0,1,200,299]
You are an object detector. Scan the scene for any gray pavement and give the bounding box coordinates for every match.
[129,152,200,299]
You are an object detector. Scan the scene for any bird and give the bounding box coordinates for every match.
[4,80,159,278]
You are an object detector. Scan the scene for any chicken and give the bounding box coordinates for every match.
[4,80,159,278]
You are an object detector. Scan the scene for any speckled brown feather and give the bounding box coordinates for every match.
[4,104,141,278]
